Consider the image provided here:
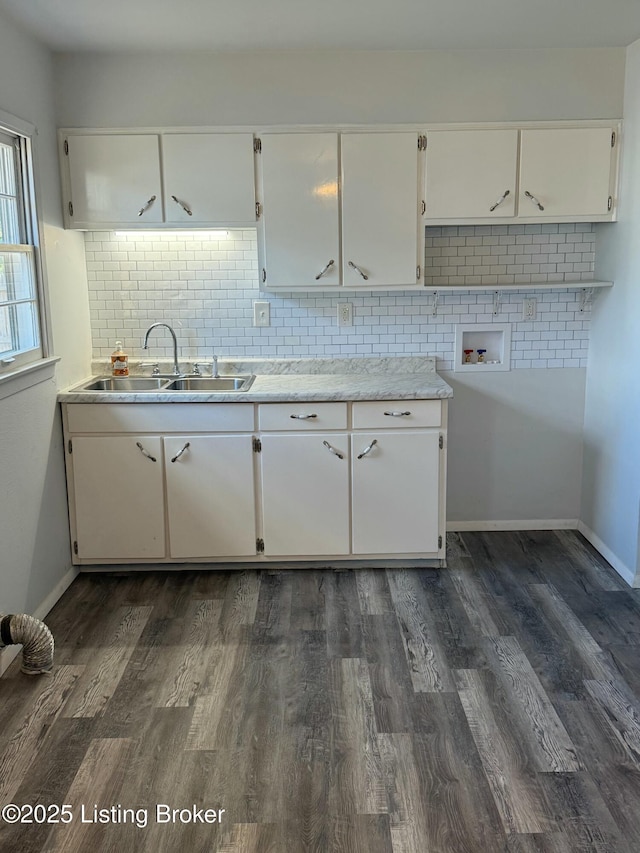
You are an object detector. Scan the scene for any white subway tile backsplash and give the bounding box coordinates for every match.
[85,225,594,370]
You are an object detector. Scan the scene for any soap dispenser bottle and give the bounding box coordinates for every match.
[111,340,129,376]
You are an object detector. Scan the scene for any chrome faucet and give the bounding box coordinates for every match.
[143,323,181,375]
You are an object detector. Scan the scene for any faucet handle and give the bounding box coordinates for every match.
[212,354,219,378]
[192,362,202,376]
[140,362,160,375]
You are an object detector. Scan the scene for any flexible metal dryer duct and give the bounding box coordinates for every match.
[0,613,54,675]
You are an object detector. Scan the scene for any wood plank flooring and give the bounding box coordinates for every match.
[1,531,640,852]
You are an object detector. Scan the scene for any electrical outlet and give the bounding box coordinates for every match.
[522,298,537,321]
[337,303,353,327]
[253,301,270,327]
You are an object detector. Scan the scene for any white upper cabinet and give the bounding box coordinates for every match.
[518,128,614,219]
[341,132,421,287]
[425,130,518,220]
[62,122,619,234]
[62,131,257,229]
[161,133,256,225]
[258,131,423,289]
[423,124,618,224]
[66,134,163,227]
[259,133,340,288]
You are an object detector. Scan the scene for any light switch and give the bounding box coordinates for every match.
[253,301,270,327]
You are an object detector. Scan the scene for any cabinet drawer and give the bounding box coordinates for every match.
[352,400,441,429]
[258,402,347,431]
[65,403,255,434]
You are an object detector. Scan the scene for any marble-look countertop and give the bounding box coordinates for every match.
[59,356,453,403]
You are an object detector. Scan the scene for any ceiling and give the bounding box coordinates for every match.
[1,0,640,52]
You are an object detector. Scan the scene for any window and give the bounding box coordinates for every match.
[0,125,43,372]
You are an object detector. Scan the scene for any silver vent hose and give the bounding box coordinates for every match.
[0,614,54,675]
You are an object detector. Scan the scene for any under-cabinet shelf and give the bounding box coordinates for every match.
[424,280,612,293]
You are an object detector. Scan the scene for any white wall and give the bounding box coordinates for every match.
[582,40,640,586]
[53,48,624,128]
[0,9,90,666]
[0,13,92,389]
[446,369,586,525]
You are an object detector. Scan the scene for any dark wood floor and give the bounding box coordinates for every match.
[1,531,640,852]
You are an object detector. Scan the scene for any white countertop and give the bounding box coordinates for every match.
[58,356,454,403]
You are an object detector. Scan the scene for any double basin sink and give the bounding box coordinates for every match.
[81,375,256,393]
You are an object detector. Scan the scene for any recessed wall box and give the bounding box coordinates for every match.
[454,324,512,372]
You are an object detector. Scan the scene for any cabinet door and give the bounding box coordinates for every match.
[164,435,256,558]
[66,134,162,226]
[259,133,340,288]
[519,128,613,218]
[341,132,420,287]
[424,130,518,219]
[162,133,256,225]
[71,436,165,559]
[260,433,349,556]
[351,431,440,555]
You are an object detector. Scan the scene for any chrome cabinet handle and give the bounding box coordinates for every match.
[348,261,369,280]
[357,439,378,459]
[384,410,411,417]
[136,441,157,462]
[315,259,335,280]
[290,413,317,420]
[137,195,157,217]
[322,440,344,460]
[171,195,193,216]
[524,190,545,211]
[171,442,191,463]
[489,189,510,212]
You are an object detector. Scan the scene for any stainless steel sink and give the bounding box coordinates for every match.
[166,375,255,392]
[81,376,173,391]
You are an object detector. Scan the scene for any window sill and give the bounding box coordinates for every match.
[0,357,60,402]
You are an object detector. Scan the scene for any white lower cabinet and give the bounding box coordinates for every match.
[259,433,350,556]
[164,435,256,558]
[351,431,440,555]
[70,435,165,560]
[63,398,447,564]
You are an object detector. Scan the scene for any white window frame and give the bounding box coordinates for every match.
[0,110,49,376]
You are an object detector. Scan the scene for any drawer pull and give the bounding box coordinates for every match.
[524,190,545,211]
[137,194,157,217]
[384,410,411,417]
[135,441,157,462]
[348,260,369,281]
[171,195,193,216]
[315,259,335,280]
[357,439,378,459]
[489,189,510,212]
[290,413,317,420]
[322,440,344,460]
[171,442,191,463]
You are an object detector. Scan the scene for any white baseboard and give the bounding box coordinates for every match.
[577,521,637,587]
[447,519,579,532]
[0,565,79,677]
[0,646,20,676]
